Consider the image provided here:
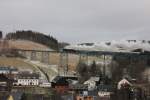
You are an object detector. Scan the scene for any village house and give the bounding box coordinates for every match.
[97,84,115,100]
[84,76,100,91]
[69,83,102,100]
[117,78,132,90]
[69,84,88,95]
[117,78,134,100]
[51,75,78,93]
[13,72,40,86]
[76,90,99,100]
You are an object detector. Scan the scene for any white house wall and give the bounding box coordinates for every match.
[16,79,39,86]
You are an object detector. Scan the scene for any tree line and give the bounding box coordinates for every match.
[5,30,59,50]
[111,55,149,82]
[76,54,149,84]
[76,61,102,83]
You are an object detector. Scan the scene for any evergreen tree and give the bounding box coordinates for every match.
[90,61,97,76]
[0,31,2,39]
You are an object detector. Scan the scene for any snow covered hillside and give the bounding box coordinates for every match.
[65,40,150,53]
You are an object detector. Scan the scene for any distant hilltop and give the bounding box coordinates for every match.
[65,40,150,53]
[5,30,59,50]
[0,30,70,51]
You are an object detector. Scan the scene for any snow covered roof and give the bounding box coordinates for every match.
[65,40,150,53]
[117,78,132,89]
[89,77,100,82]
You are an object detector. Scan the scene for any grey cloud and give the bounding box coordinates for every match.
[0,0,150,43]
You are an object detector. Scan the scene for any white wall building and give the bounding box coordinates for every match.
[17,79,39,86]
[14,72,40,86]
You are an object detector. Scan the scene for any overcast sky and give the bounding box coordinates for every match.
[0,0,150,43]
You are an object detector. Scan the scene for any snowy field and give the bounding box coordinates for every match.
[65,40,150,52]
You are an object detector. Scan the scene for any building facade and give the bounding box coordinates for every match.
[14,72,39,86]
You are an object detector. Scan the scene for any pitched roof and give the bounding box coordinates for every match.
[17,72,39,79]
[118,78,132,89]
[52,76,78,84]
[70,84,88,90]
